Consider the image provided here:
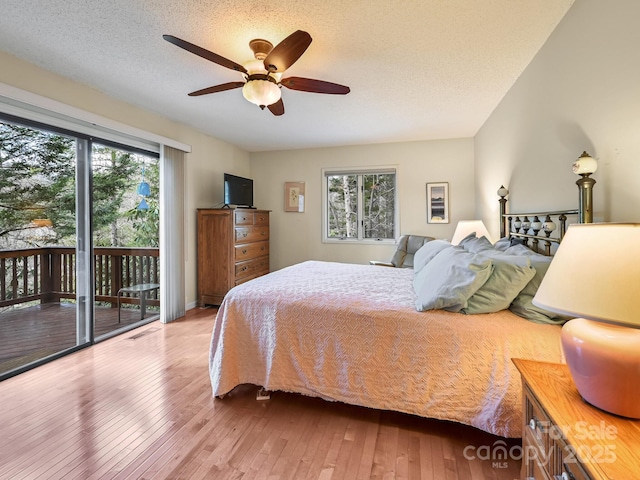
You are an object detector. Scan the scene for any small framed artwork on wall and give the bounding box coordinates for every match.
[426,182,449,223]
[284,181,305,212]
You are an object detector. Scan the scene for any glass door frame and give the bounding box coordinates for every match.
[76,138,94,345]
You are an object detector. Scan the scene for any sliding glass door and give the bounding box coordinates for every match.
[0,117,159,379]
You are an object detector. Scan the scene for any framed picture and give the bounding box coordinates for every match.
[426,182,449,223]
[284,181,305,212]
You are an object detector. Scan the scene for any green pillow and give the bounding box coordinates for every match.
[504,246,572,324]
[413,239,451,273]
[459,235,493,253]
[462,251,536,314]
[414,246,493,312]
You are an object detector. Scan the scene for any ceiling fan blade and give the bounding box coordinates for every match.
[163,34,247,74]
[280,77,350,95]
[267,98,285,116]
[263,30,312,73]
[188,82,245,96]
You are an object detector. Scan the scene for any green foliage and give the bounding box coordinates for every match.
[0,122,159,248]
[125,161,159,247]
[0,123,75,245]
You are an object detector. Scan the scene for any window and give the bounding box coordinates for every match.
[323,168,397,242]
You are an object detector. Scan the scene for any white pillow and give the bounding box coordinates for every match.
[493,237,511,251]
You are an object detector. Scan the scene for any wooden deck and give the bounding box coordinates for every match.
[0,302,159,375]
[0,307,522,480]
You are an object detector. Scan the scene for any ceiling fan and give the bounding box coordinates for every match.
[162,30,350,116]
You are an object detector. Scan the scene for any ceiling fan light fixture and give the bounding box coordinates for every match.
[242,77,281,109]
[164,31,349,116]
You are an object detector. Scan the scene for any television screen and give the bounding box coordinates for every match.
[224,173,254,208]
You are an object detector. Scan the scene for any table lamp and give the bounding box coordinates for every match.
[451,220,492,245]
[532,223,640,418]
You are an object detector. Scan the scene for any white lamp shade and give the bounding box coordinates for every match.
[450,220,492,245]
[533,223,640,327]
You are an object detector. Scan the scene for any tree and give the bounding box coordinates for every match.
[328,174,357,238]
[0,123,76,247]
[91,144,142,247]
[327,172,395,239]
[125,161,159,247]
[364,173,395,239]
[0,121,159,248]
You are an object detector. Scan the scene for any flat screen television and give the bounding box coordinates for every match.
[223,173,254,208]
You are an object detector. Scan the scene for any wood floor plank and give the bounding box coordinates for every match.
[334,415,372,480]
[371,422,400,479]
[0,307,522,480]
[280,398,334,480]
[355,419,381,480]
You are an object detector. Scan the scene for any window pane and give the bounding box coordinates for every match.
[327,174,357,238]
[363,173,395,239]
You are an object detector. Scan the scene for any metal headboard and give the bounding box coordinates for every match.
[497,185,582,256]
[502,211,579,255]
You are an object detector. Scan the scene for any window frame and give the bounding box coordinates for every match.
[321,166,399,244]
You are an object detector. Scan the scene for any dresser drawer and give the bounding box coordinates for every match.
[254,211,269,226]
[235,226,269,243]
[235,241,269,262]
[235,257,269,281]
[234,210,254,225]
[235,209,270,226]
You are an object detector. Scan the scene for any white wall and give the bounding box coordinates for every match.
[250,138,476,270]
[0,51,251,308]
[475,0,640,236]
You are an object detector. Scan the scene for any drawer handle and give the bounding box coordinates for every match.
[242,249,247,254]
[240,266,247,272]
[261,231,266,236]
[260,246,265,251]
[239,232,247,238]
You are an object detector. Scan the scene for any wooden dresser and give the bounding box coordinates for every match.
[197,208,270,306]
[513,359,640,480]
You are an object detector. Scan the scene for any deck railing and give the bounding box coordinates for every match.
[0,246,159,309]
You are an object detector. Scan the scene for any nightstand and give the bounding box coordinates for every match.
[513,359,640,480]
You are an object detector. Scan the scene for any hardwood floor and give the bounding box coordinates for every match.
[0,307,521,480]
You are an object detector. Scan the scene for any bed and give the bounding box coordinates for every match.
[209,202,581,438]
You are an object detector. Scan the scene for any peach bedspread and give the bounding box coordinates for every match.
[209,260,564,437]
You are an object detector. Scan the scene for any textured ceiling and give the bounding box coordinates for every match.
[0,0,574,152]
